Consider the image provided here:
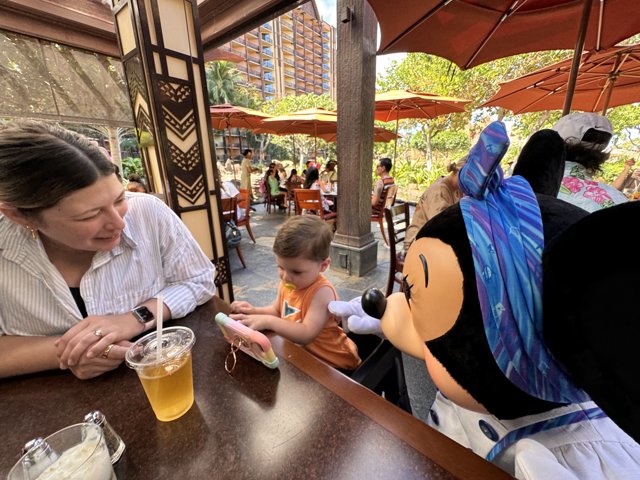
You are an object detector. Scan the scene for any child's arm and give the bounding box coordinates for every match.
[230,300,278,317]
[232,286,333,345]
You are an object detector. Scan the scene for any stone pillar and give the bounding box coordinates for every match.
[331,0,377,276]
[111,0,233,301]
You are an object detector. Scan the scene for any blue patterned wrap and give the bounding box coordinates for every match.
[458,121,590,405]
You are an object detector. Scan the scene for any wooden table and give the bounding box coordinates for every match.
[0,300,511,479]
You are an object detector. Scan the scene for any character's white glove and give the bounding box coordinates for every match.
[328,297,385,337]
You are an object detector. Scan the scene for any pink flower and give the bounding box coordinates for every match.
[583,185,611,203]
[562,176,584,193]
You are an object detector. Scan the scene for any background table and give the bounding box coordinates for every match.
[0,300,511,479]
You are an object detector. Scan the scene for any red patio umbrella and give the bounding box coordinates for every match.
[317,125,400,143]
[482,44,640,114]
[367,0,640,113]
[209,104,272,182]
[374,90,470,158]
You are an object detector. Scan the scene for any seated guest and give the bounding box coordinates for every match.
[267,165,287,210]
[553,112,628,212]
[230,215,360,370]
[320,160,337,189]
[303,167,333,213]
[404,157,466,253]
[287,168,304,185]
[371,157,395,210]
[126,173,147,193]
[0,121,216,379]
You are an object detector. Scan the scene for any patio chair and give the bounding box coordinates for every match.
[285,180,303,215]
[384,202,409,296]
[293,188,337,221]
[220,197,247,269]
[236,188,256,243]
[371,184,398,246]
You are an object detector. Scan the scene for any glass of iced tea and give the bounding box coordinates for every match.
[125,326,196,422]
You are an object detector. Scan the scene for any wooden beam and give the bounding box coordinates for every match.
[0,0,119,56]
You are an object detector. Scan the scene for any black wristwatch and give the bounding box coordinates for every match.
[132,306,155,331]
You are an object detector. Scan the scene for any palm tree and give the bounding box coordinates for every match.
[206,61,243,105]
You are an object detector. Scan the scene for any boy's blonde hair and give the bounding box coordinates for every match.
[273,215,332,262]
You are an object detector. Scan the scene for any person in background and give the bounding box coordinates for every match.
[371,157,395,209]
[126,173,147,193]
[320,160,337,189]
[229,215,360,370]
[304,167,333,213]
[288,168,304,184]
[0,121,216,379]
[554,112,628,212]
[267,164,287,210]
[404,156,466,253]
[612,158,639,194]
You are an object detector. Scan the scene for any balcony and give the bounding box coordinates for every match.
[284,68,295,77]
[264,72,274,81]
[246,41,259,51]
[282,45,294,54]
[283,57,295,66]
[263,60,274,69]
[282,33,293,42]
[261,34,272,44]
[285,81,295,88]
[248,69,261,77]
[261,22,272,31]
[247,54,260,63]
[322,63,329,70]
[262,47,273,56]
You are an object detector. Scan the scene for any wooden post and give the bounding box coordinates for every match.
[330,0,377,276]
[111,0,233,301]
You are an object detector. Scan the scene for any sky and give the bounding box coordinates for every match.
[314,0,406,77]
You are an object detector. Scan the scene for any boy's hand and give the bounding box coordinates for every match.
[230,300,254,314]
[230,313,271,331]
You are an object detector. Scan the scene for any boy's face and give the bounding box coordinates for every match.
[275,254,330,291]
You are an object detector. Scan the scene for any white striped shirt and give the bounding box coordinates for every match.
[0,193,216,336]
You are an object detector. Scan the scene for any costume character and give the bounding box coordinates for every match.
[330,123,640,479]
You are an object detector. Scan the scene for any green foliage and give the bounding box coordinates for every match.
[206,61,244,106]
[121,156,144,180]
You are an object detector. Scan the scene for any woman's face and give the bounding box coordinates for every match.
[32,174,128,254]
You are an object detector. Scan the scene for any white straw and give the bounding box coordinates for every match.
[156,294,164,359]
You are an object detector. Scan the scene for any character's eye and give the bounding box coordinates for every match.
[402,274,414,304]
[419,254,429,288]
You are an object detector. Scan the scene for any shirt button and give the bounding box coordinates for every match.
[429,409,440,426]
[478,420,499,441]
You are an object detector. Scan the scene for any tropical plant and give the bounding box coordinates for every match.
[205,61,244,105]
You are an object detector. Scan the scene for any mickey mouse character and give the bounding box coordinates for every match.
[331,122,640,479]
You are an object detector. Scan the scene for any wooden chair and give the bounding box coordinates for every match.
[236,188,256,243]
[293,188,337,221]
[220,197,246,268]
[384,202,410,296]
[371,184,398,246]
[285,180,303,215]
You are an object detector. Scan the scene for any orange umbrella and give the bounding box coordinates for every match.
[374,90,470,158]
[210,104,272,182]
[317,126,400,143]
[209,103,272,130]
[367,0,640,113]
[482,44,640,114]
[258,108,339,159]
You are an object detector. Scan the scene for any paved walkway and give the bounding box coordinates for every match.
[227,203,436,422]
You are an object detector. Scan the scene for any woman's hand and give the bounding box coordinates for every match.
[68,340,132,380]
[230,300,254,315]
[55,313,142,369]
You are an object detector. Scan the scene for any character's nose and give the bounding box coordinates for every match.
[361,288,387,319]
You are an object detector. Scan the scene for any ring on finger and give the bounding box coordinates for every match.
[101,344,115,359]
[93,328,103,338]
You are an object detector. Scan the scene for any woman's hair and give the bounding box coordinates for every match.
[128,173,142,183]
[288,169,298,181]
[0,121,115,213]
[447,156,467,174]
[303,167,319,189]
[273,215,332,262]
[565,135,611,174]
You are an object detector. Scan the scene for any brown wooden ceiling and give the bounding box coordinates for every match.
[0,0,306,58]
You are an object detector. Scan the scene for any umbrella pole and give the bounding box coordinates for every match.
[562,0,592,116]
[393,114,399,161]
[601,53,623,114]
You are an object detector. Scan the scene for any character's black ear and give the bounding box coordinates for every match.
[512,129,565,196]
[543,201,640,442]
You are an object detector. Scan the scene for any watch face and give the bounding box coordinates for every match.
[134,306,155,323]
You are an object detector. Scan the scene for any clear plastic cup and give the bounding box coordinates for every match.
[8,423,115,480]
[125,326,196,422]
